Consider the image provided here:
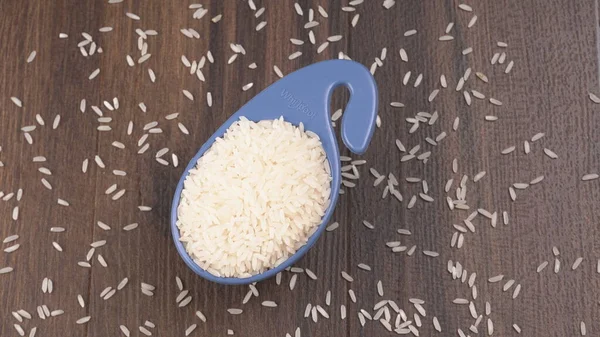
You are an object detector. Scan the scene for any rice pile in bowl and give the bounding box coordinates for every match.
[176,117,332,278]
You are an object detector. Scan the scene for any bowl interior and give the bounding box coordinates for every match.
[170,116,340,285]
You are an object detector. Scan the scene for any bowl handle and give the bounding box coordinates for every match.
[298,60,379,154]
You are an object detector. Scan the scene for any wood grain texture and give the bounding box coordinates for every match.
[0,1,598,336]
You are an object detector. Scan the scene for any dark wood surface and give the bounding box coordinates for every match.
[0,1,598,336]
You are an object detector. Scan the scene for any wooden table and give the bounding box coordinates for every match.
[0,1,597,336]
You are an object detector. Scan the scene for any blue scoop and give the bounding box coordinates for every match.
[170,59,378,285]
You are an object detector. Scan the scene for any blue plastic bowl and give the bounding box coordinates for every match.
[170,60,378,285]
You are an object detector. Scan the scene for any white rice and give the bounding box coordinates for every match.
[177,117,331,278]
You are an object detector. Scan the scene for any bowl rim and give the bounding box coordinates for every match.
[170,118,341,285]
